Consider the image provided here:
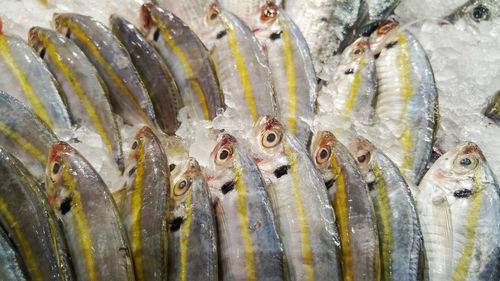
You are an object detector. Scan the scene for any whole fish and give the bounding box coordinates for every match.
[239,1,317,145]
[0,91,58,180]
[28,26,124,172]
[141,4,223,122]
[369,21,438,185]
[444,0,499,24]
[248,116,341,281]
[206,134,285,281]
[348,136,424,281]
[52,13,157,128]
[484,90,500,126]
[46,141,135,281]
[416,142,500,281]
[110,15,181,135]
[117,126,169,281]
[0,32,72,132]
[0,225,29,281]
[168,158,218,281]
[310,131,380,281]
[156,1,277,121]
[0,146,74,281]
[320,36,376,125]
[285,0,361,80]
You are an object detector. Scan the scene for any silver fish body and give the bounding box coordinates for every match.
[0,33,72,132]
[0,225,29,281]
[168,158,218,281]
[348,137,424,281]
[53,13,157,128]
[28,26,124,172]
[46,142,135,281]
[207,134,285,281]
[111,15,181,135]
[0,91,58,180]
[311,131,380,281]
[0,146,74,281]
[416,142,500,281]
[249,116,341,281]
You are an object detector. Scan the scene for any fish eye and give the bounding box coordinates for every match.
[174,178,191,196]
[215,145,233,165]
[315,146,331,165]
[377,22,395,35]
[261,130,281,148]
[206,4,219,23]
[131,141,138,150]
[460,158,472,166]
[351,46,365,56]
[470,5,489,22]
[453,154,478,174]
[356,151,370,164]
[261,1,278,22]
[52,162,60,174]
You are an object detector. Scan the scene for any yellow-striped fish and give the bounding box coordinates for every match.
[206,134,285,280]
[46,142,134,281]
[0,224,29,280]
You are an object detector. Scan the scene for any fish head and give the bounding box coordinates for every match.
[198,3,231,49]
[251,1,282,47]
[310,131,341,184]
[27,26,47,56]
[206,134,238,197]
[334,37,371,82]
[171,157,202,201]
[348,136,376,180]
[109,14,130,34]
[140,3,159,38]
[52,13,73,38]
[369,21,399,55]
[443,0,497,24]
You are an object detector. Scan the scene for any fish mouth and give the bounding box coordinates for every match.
[273,165,290,179]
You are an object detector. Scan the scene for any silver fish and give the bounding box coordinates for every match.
[28,26,124,172]
[0,225,29,281]
[0,33,72,132]
[168,158,218,281]
[206,134,285,281]
[416,142,500,281]
[444,0,499,24]
[249,116,341,281]
[53,13,157,128]
[348,136,424,281]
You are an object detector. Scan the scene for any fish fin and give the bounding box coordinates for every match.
[112,186,127,208]
[429,192,453,279]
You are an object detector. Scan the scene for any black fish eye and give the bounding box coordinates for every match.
[266,133,276,143]
[471,5,489,22]
[179,180,186,190]
[53,163,60,174]
[153,29,160,41]
[219,149,229,160]
[320,148,328,159]
[210,12,217,20]
[357,155,366,163]
[460,158,472,166]
[132,141,138,150]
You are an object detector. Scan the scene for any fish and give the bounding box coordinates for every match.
[0,32,72,132]
[0,91,58,180]
[369,21,439,185]
[52,13,157,128]
[156,1,278,121]
[28,26,124,172]
[444,0,499,24]
[0,146,74,281]
[310,131,380,281]
[319,36,376,125]
[484,90,500,126]
[110,14,181,135]
[0,225,29,281]
[348,136,424,281]
[415,142,500,281]
[243,1,317,145]
[248,116,341,281]
[353,0,401,39]
[168,158,218,281]
[284,0,361,80]
[45,141,135,281]
[218,0,283,25]
[141,4,224,122]
[206,134,285,280]
[117,126,169,281]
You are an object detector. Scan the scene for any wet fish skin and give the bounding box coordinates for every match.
[117,126,169,281]
[0,225,29,281]
[168,158,218,281]
[369,21,438,185]
[0,33,72,132]
[110,15,181,135]
[416,142,500,281]
[206,134,285,281]
[141,3,223,121]
[484,90,500,125]
[348,136,424,281]
[0,91,58,180]
[310,131,380,281]
[46,141,135,281]
[249,116,341,281]
[0,146,74,281]
[444,0,499,24]
[28,26,124,172]
[52,13,157,128]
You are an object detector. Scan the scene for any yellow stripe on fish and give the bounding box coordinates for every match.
[0,120,46,162]
[66,21,148,123]
[63,169,98,280]
[130,141,146,281]
[151,15,210,120]
[38,34,114,154]
[0,35,54,130]
[0,196,44,281]
[342,53,367,117]
[233,160,257,280]
[395,33,413,175]
[451,168,485,281]
[284,139,314,281]
[372,163,393,281]
[220,17,257,121]
[179,190,193,281]
[279,19,297,134]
